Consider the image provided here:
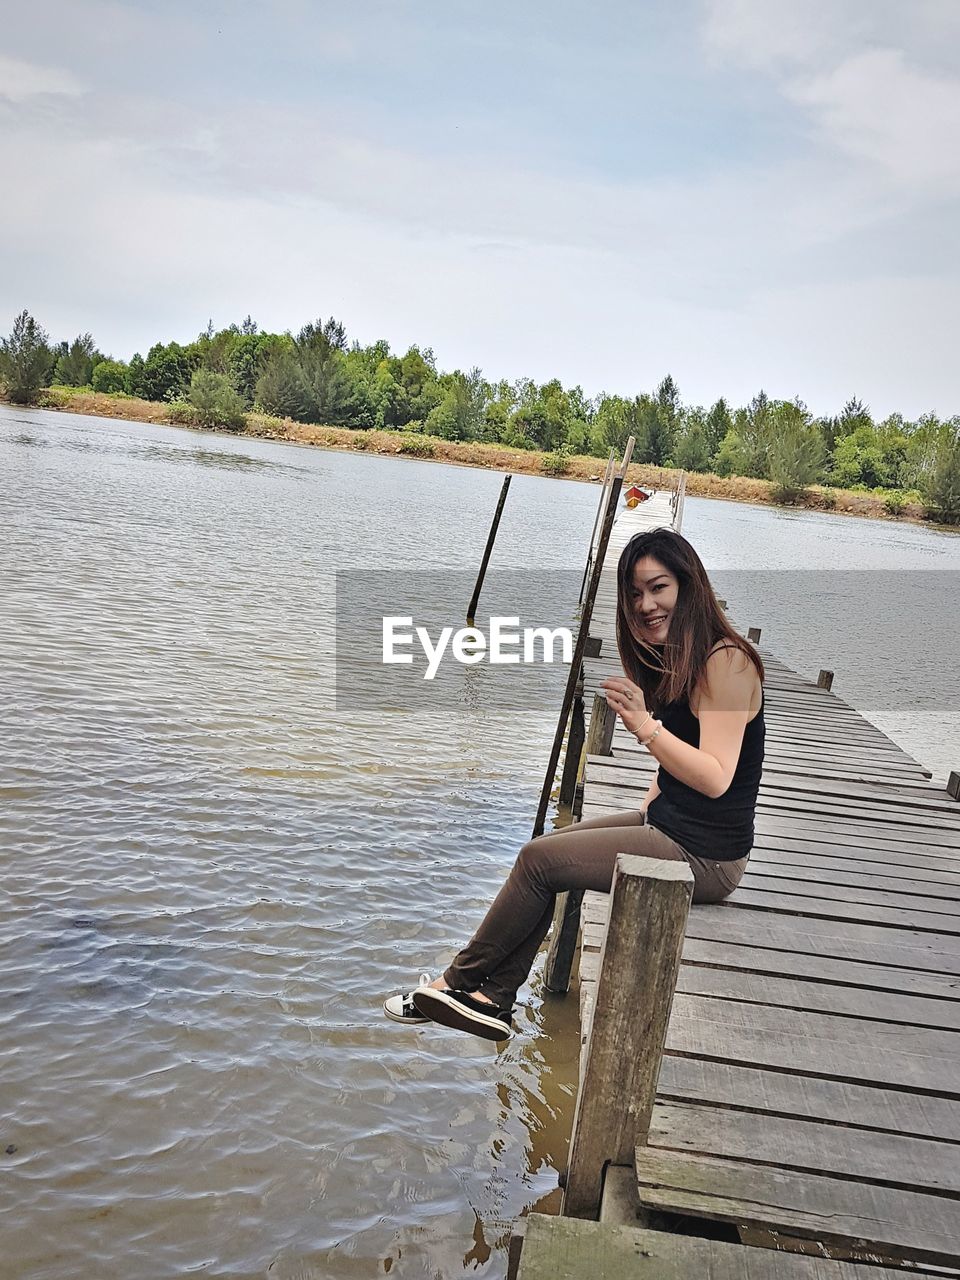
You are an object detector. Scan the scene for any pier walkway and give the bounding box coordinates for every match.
[516,492,960,1276]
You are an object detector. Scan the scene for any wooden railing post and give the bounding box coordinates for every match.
[561,855,693,1219]
[747,626,761,643]
[558,673,586,807]
[544,694,619,993]
[817,669,835,690]
[948,772,960,801]
[531,438,634,838]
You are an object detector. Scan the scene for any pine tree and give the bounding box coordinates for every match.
[0,310,53,404]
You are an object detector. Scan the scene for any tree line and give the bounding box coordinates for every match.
[2,308,959,521]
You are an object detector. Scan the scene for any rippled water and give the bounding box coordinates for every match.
[2,405,958,1279]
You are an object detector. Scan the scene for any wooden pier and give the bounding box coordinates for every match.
[513,481,960,1277]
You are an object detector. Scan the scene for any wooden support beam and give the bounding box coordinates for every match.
[558,676,586,807]
[561,855,693,1219]
[544,694,620,993]
[817,669,835,690]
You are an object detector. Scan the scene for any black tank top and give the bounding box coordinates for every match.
[646,663,765,861]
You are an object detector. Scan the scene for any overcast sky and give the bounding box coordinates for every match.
[2,0,959,418]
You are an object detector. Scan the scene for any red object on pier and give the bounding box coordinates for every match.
[624,485,651,508]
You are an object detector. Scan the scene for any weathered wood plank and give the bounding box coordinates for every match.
[655,1057,960,1141]
[664,993,960,1094]
[746,851,960,892]
[633,1148,960,1266]
[737,873,960,916]
[679,936,960,1001]
[723,887,960,936]
[581,896,960,976]
[649,1101,960,1194]
[517,1215,937,1279]
[674,962,960,1031]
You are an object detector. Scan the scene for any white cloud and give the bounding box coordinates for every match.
[0,54,84,102]
[701,0,858,71]
[789,48,960,190]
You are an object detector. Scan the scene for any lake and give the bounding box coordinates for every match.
[1,404,957,1279]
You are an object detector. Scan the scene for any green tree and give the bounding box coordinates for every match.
[91,359,128,393]
[673,407,712,471]
[295,318,359,425]
[187,369,247,430]
[254,347,309,420]
[139,342,193,401]
[767,400,825,501]
[54,332,100,386]
[635,393,670,464]
[593,395,631,454]
[831,427,887,488]
[705,398,732,460]
[712,430,752,477]
[125,353,145,396]
[0,310,54,404]
[425,369,487,440]
[922,423,960,523]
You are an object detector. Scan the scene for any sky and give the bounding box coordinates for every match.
[1,0,959,419]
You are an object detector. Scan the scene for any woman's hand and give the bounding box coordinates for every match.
[600,676,653,738]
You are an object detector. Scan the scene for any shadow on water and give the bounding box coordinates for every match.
[142,443,293,473]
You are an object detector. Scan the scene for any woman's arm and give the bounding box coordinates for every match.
[603,648,758,799]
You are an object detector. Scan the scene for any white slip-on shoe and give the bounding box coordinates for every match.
[383,973,434,1024]
[411,987,514,1042]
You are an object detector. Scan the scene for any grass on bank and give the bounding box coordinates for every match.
[15,384,942,527]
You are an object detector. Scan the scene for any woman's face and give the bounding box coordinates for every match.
[629,555,680,642]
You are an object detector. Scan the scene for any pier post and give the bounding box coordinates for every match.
[561,856,693,1220]
[531,438,634,838]
[558,672,586,807]
[467,474,511,626]
[544,695,618,993]
[579,450,616,606]
[747,626,761,643]
[817,669,835,690]
[948,772,960,801]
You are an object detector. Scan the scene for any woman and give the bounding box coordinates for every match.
[384,528,765,1042]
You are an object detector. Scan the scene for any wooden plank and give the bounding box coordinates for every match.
[582,894,960,979]
[664,993,960,1095]
[517,1215,936,1279]
[585,762,960,814]
[656,1057,960,1141]
[649,1101,960,1195]
[747,846,960,887]
[737,873,960,917]
[674,962,960,1031]
[679,936,960,1002]
[723,887,960,936]
[727,885,960,936]
[633,1148,960,1267]
[681,906,960,976]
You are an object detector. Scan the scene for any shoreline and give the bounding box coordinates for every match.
[9,387,955,531]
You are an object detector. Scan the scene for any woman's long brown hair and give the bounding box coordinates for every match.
[615,528,764,713]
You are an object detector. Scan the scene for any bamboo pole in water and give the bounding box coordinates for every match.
[467,474,511,626]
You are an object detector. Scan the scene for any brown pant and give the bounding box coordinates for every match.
[443,810,748,1008]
